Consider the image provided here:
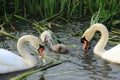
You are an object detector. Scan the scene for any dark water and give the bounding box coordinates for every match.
[0,21,120,80]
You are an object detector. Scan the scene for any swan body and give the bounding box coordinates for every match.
[40,30,68,53]
[81,23,120,64]
[0,35,44,74]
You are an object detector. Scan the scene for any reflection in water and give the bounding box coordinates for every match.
[81,51,115,80]
[39,74,45,80]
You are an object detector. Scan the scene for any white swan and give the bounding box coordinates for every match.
[40,30,68,53]
[0,35,45,74]
[81,23,120,64]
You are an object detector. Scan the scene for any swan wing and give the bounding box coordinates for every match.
[102,44,120,63]
[0,49,28,73]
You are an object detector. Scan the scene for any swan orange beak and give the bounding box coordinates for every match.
[81,37,90,50]
[38,44,45,58]
[38,48,44,58]
[83,40,87,49]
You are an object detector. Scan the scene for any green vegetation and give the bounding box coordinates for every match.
[0,0,120,43]
[0,0,120,28]
[0,0,120,42]
[89,0,120,25]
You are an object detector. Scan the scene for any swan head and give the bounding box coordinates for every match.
[82,27,95,41]
[81,27,94,50]
[37,44,46,65]
[38,44,45,58]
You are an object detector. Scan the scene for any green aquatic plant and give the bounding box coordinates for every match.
[0,0,120,29]
[90,0,120,25]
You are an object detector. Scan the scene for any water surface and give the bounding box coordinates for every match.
[0,21,120,80]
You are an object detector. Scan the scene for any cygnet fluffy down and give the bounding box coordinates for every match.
[40,30,68,53]
[51,44,68,54]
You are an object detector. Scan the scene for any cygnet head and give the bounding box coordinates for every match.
[40,30,53,46]
[51,44,68,54]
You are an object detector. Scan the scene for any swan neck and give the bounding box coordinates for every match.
[17,35,39,66]
[93,24,109,55]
